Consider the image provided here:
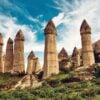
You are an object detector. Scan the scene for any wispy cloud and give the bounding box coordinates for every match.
[52,0,100,54]
[0,0,45,67]
[0,14,44,68]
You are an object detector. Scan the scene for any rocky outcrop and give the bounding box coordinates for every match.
[74,66,94,80]
[13,75,42,89]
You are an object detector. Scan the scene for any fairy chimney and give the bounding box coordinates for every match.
[72,47,80,67]
[13,30,25,73]
[4,38,13,72]
[27,51,41,74]
[80,20,95,66]
[27,51,35,74]
[58,48,69,61]
[43,20,59,78]
[0,33,3,72]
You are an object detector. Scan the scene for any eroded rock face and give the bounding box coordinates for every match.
[4,38,13,72]
[0,33,3,72]
[13,75,42,89]
[80,20,95,66]
[93,40,100,53]
[27,51,41,74]
[74,66,94,81]
[43,20,59,78]
[13,30,25,73]
[93,40,100,63]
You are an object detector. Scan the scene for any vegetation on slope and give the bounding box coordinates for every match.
[0,72,24,90]
[0,66,100,100]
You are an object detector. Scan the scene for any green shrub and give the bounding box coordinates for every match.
[12,89,34,100]
[94,66,100,78]
[60,67,71,73]
[92,78,100,85]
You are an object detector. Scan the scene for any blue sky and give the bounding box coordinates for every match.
[0,0,100,67]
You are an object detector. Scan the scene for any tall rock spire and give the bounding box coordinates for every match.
[27,51,35,74]
[4,38,13,72]
[27,51,41,74]
[13,30,25,73]
[80,20,95,66]
[43,20,59,78]
[0,33,3,72]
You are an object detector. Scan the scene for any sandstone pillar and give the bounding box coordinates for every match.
[0,33,3,72]
[32,57,41,73]
[27,51,35,74]
[13,30,24,73]
[72,47,80,67]
[27,51,41,74]
[43,20,59,78]
[80,20,95,66]
[4,38,13,72]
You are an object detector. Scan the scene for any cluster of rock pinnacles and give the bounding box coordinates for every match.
[0,19,97,79]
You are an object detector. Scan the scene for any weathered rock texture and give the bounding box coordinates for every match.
[2,55,5,73]
[0,33,3,72]
[13,30,25,73]
[27,51,41,74]
[58,48,71,69]
[43,20,59,78]
[4,38,13,72]
[74,66,94,80]
[93,39,100,63]
[58,48,69,60]
[13,75,42,89]
[80,20,95,66]
[72,47,80,67]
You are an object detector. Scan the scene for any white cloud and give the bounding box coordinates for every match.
[0,14,44,69]
[53,12,65,27]
[53,0,100,54]
[28,16,40,23]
